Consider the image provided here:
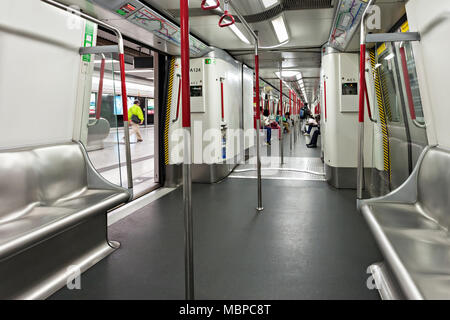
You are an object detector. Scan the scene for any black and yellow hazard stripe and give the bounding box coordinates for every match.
[164,58,176,165]
[370,50,391,179]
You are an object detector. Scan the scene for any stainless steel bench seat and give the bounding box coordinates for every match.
[0,142,130,299]
[361,146,450,300]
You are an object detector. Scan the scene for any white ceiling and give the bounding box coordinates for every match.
[78,0,408,102]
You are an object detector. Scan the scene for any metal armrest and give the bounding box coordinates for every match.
[76,141,133,201]
[360,145,434,208]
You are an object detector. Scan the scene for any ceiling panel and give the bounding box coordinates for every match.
[84,0,407,102]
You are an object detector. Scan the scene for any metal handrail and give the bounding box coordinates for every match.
[219,10,235,28]
[201,0,220,10]
[363,76,377,123]
[356,0,374,200]
[227,1,263,211]
[421,10,450,36]
[41,0,134,192]
[96,54,106,121]
[220,77,225,121]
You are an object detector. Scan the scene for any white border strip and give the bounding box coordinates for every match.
[229,175,326,181]
[108,187,177,226]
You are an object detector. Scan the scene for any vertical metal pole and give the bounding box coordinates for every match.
[357,0,373,200]
[180,0,194,300]
[279,64,284,165]
[255,31,263,212]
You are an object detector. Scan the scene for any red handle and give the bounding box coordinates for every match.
[399,46,417,120]
[201,0,220,10]
[363,80,373,120]
[219,10,235,27]
[96,57,106,120]
[119,53,129,122]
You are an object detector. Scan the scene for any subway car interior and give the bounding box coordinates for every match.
[0,0,449,304]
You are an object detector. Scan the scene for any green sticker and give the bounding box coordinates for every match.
[205,59,212,65]
[82,21,95,62]
[116,9,127,16]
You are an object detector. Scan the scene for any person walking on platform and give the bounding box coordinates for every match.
[128,100,144,142]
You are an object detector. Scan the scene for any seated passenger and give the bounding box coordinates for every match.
[306,116,321,148]
[307,128,321,148]
[303,115,319,136]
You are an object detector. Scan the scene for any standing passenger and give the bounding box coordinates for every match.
[128,100,144,142]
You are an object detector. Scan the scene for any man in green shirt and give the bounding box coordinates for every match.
[128,100,144,142]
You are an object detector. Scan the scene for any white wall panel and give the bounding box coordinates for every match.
[322,52,373,168]
[406,0,450,148]
[0,0,85,150]
[168,56,253,165]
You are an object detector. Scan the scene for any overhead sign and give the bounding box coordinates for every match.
[328,0,369,51]
[93,0,210,56]
[128,7,208,55]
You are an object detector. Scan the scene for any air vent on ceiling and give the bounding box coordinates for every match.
[282,0,333,10]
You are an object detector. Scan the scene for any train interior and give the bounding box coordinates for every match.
[0,0,449,301]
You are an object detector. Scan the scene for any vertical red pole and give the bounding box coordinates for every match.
[289,90,292,114]
[220,79,225,121]
[181,3,191,129]
[119,54,128,122]
[358,44,366,123]
[279,79,283,116]
[255,56,260,121]
[180,0,194,300]
[253,87,257,129]
[293,93,295,114]
[96,57,106,120]
[255,31,263,212]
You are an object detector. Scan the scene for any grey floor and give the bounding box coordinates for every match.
[50,128,382,300]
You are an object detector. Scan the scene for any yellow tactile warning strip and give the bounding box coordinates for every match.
[164,57,176,165]
[370,50,391,178]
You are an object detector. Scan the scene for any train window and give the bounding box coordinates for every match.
[400,42,425,125]
[378,45,403,123]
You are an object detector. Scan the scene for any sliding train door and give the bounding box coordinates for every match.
[373,38,427,192]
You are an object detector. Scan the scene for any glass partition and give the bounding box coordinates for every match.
[85,53,125,188]
[366,40,428,198]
